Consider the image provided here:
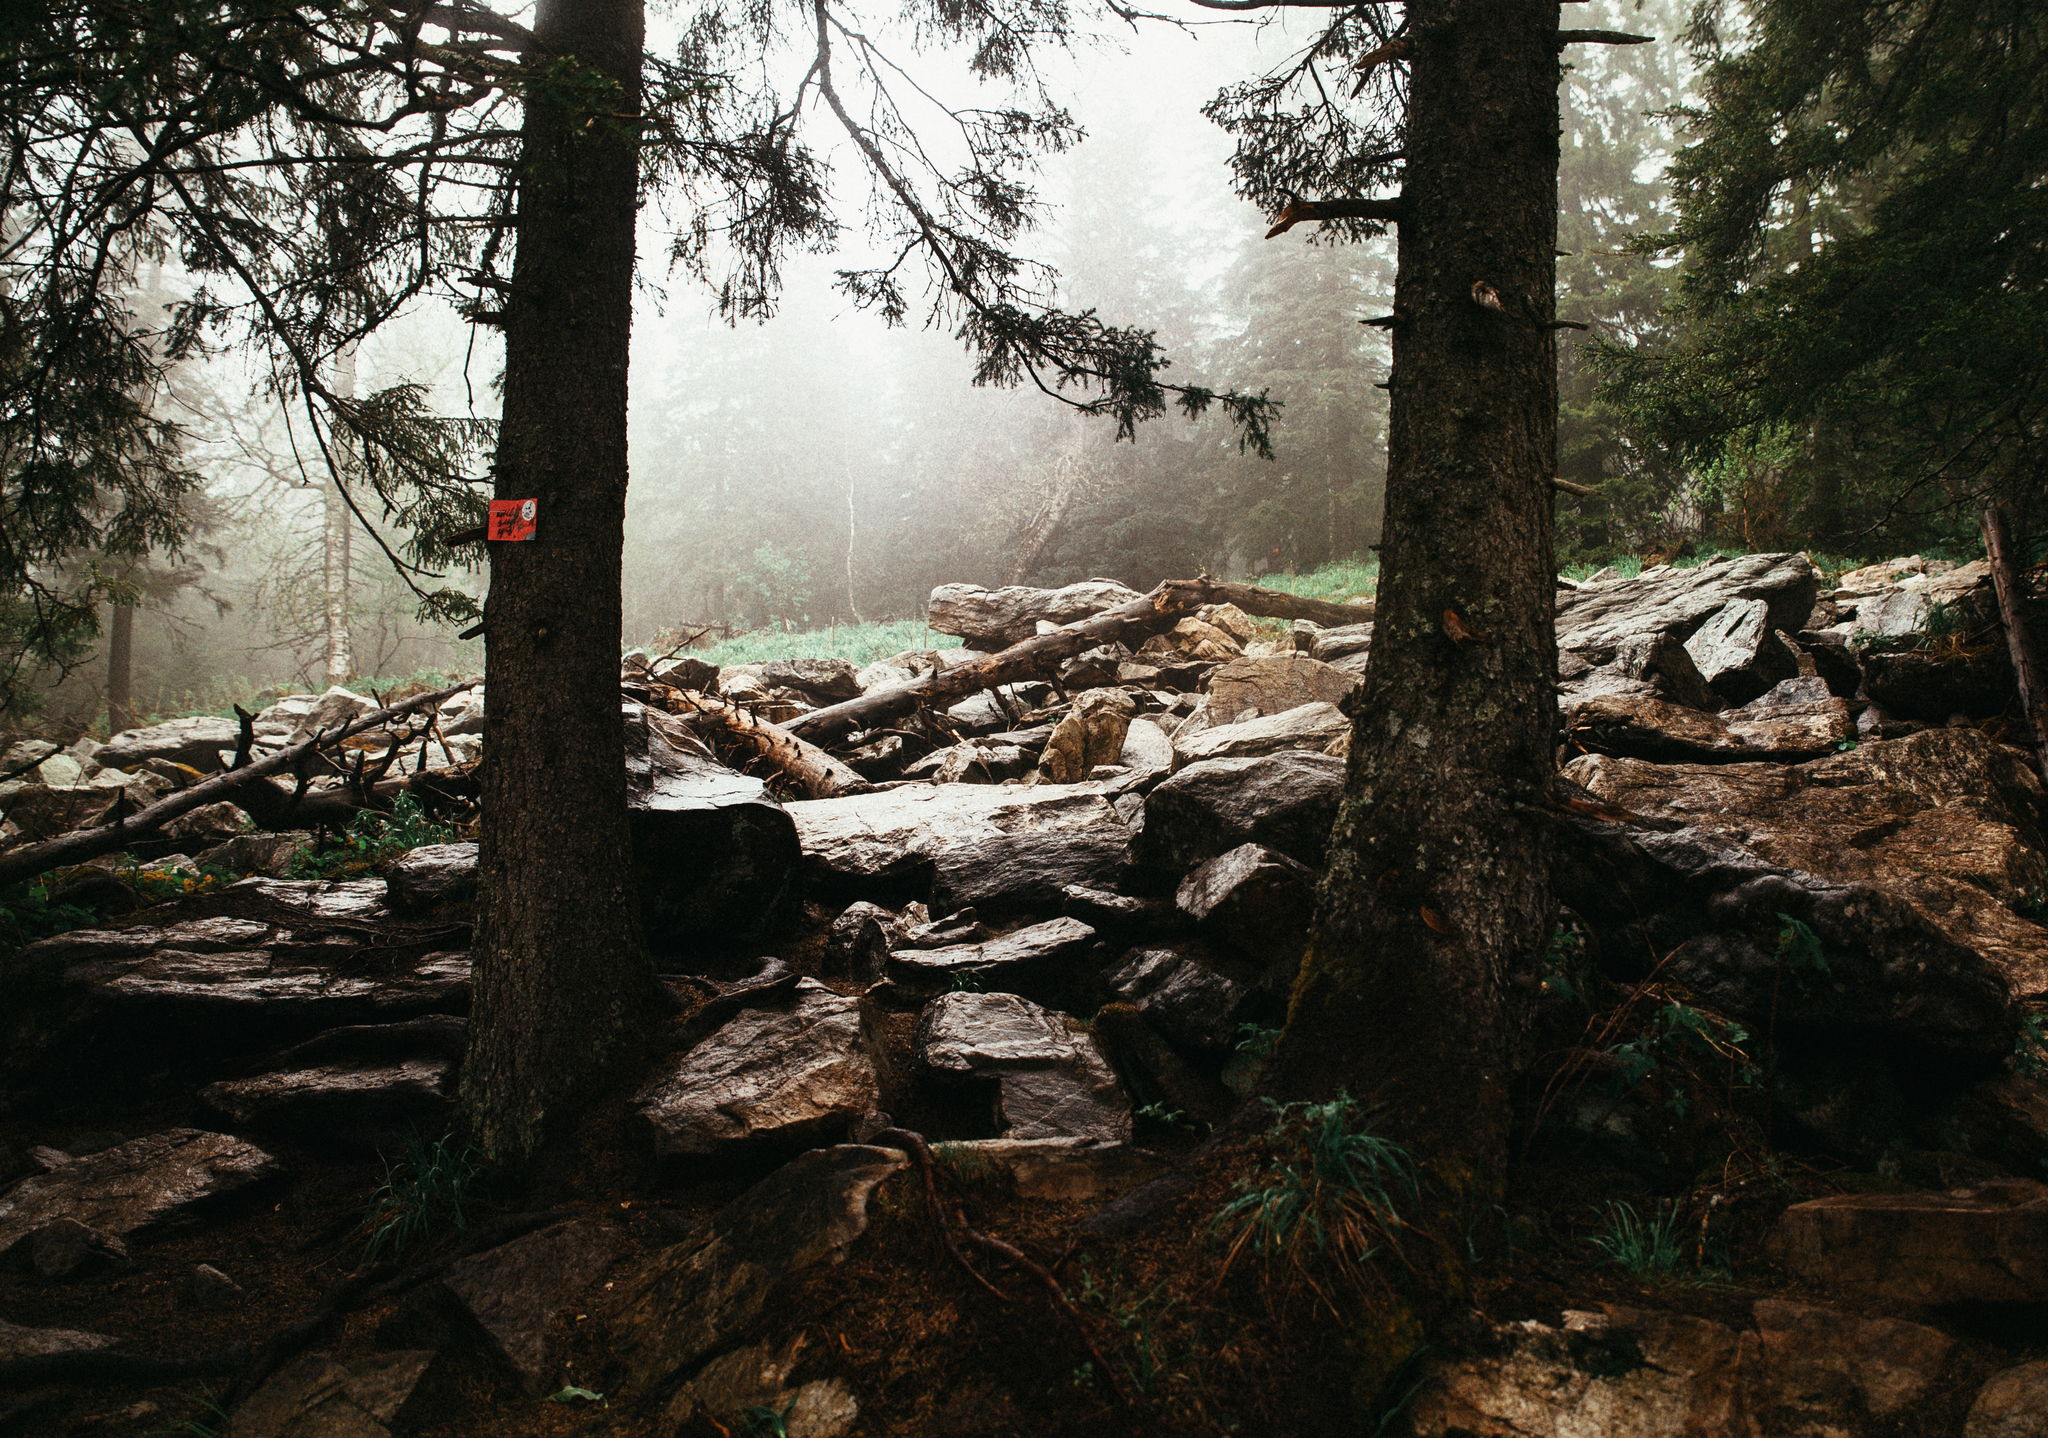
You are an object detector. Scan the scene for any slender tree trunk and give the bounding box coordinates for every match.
[105,601,134,735]
[1272,0,1560,1273]
[323,343,357,688]
[459,0,655,1170]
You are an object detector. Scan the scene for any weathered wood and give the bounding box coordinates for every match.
[1200,580,1377,630]
[0,682,477,888]
[647,686,871,799]
[1983,506,2048,783]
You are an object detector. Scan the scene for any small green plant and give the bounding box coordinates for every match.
[2014,1014,2048,1079]
[290,793,456,880]
[1587,1200,1686,1276]
[1540,922,1589,1003]
[0,879,99,952]
[1073,1254,1184,1396]
[742,1397,797,1437]
[930,1141,1002,1189]
[1775,913,1830,979]
[1134,1102,1200,1135]
[142,1396,229,1438]
[361,1131,478,1263]
[1210,1092,1419,1278]
[549,1385,605,1404]
[1608,1001,1759,1117]
[947,966,984,993]
[1222,1022,1281,1097]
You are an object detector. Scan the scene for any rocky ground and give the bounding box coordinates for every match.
[0,552,2044,1436]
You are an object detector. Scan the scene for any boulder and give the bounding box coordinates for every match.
[788,782,1130,910]
[1204,654,1357,723]
[198,1060,456,1146]
[662,1338,860,1438]
[0,1130,280,1260]
[1681,599,1803,705]
[624,701,800,944]
[1862,646,2019,723]
[1564,728,2048,1002]
[383,842,479,912]
[0,1318,116,1362]
[96,714,243,773]
[1309,622,1373,665]
[1967,1361,2048,1438]
[824,902,891,981]
[752,657,860,702]
[1136,752,1347,875]
[1564,678,1855,764]
[1136,616,1241,663]
[610,1145,908,1394]
[1117,717,1175,776]
[194,832,313,877]
[926,578,1142,649]
[1174,843,1317,969]
[1170,700,1348,769]
[383,1222,615,1389]
[1038,689,1135,783]
[884,916,1098,997]
[289,686,379,742]
[1059,885,1190,941]
[1769,1179,2048,1305]
[1101,942,1259,1054]
[1555,552,1822,666]
[632,982,876,1163]
[916,991,1130,1141]
[651,654,718,692]
[26,1216,129,1278]
[232,1350,438,1438]
[1611,630,1720,712]
[1750,1299,1957,1423]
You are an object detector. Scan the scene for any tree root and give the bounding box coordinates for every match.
[870,1126,1137,1407]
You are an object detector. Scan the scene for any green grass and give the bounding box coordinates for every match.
[361,1131,479,1263]
[1586,1200,1686,1276]
[1246,557,1379,602]
[1211,1091,1418,1273]
[658,617,962,669]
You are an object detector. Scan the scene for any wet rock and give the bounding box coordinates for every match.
[233,1349,438,1438]
[1565,678,1855,764]
[885,917,1097,998]
[918,991,1130,1141]
[625,701,799,944]
[927,579,1142,649]
[1038,690,1135,783]
[96,715,242,773]
[1205,653,1358,722]
[1101,942,1258,1055]
[1862,646,2019,723]
[194,832,312,877]
[1059,885,1191,941]
[383,842,478,912]
[1564,728,2048,1003]
[756,657,861,703]
[790,782,1128,908]
[0,1130,281,1260]
[1136,752,1346,875]
[1967,1361,2048,1438]
[1554,804,2018,1060]
[0,1318,116,1362]
[199,1060,456,1146]
[825,902,891,981]
[1555,551,1822,664]
[1171,700,1348,768]
[1770,1179,2048,1304]
[1612,630,1720,712]
[188,1262,245,1308]
[25,1217,128,1278]
[384,1222,616,1389]
[1175,843,1316,968]
[1683,600,1803,705]
[610,1145,909,1394]
[632,982,876,1163]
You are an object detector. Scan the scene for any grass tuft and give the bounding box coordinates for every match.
[361,1131,479,1263]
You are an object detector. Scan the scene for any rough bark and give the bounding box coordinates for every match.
[105,602,134,736]
[647,686,871,799]
[459,0,656,1170]
[1983,506,2048,783]
[1272,0,1560,1207]
[322,342,356,688]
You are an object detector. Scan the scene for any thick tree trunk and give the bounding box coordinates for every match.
[323,343,356,688]
[105,602,134,735]
[1274,0,1560,1217]
[459,0,656,1170]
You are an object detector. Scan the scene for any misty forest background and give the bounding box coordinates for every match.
[20,0,1955,734]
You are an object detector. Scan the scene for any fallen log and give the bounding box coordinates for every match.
[788,577,1375,747]
[0,681,478,888]
[640,684,871,799]
[1983,506,2048,783]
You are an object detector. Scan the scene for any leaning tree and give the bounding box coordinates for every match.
[5,0,1278,1167]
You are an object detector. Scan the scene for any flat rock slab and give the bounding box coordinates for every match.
[1554,552,1822,664]
[1565,727,2048,1001]
[0,1129,280,1260]
[199,1059,455,1144]
[0,1318,116,1362]
[1567,680,1854,764]
[96,715,242,772]
[927,579,1141,648]
[632,982,876,1162]
[384,843,479,912]
[233,1349,438,1438]
[1770,1179,2048,1305]
[788,782,1129,908]
[884,916,1097,997]
[1171,700,1348,769]
[610,1145,908,1395]
[1204,654,1357,722]
[387,1222,616,1389]
[1137,752,1346,875]
[916,992,1130,1142]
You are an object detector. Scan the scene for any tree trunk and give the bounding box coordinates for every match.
[459,0,655,1170]
[1272,0,1560,1252]
[323,342,356,688]
[105,601,134,735]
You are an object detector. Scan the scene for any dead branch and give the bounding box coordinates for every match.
[1266,194,1405,239]
[1557,29,1654,46]
[1983,506,2048,783]
[646,687,871,799]
[0,682,478,887]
